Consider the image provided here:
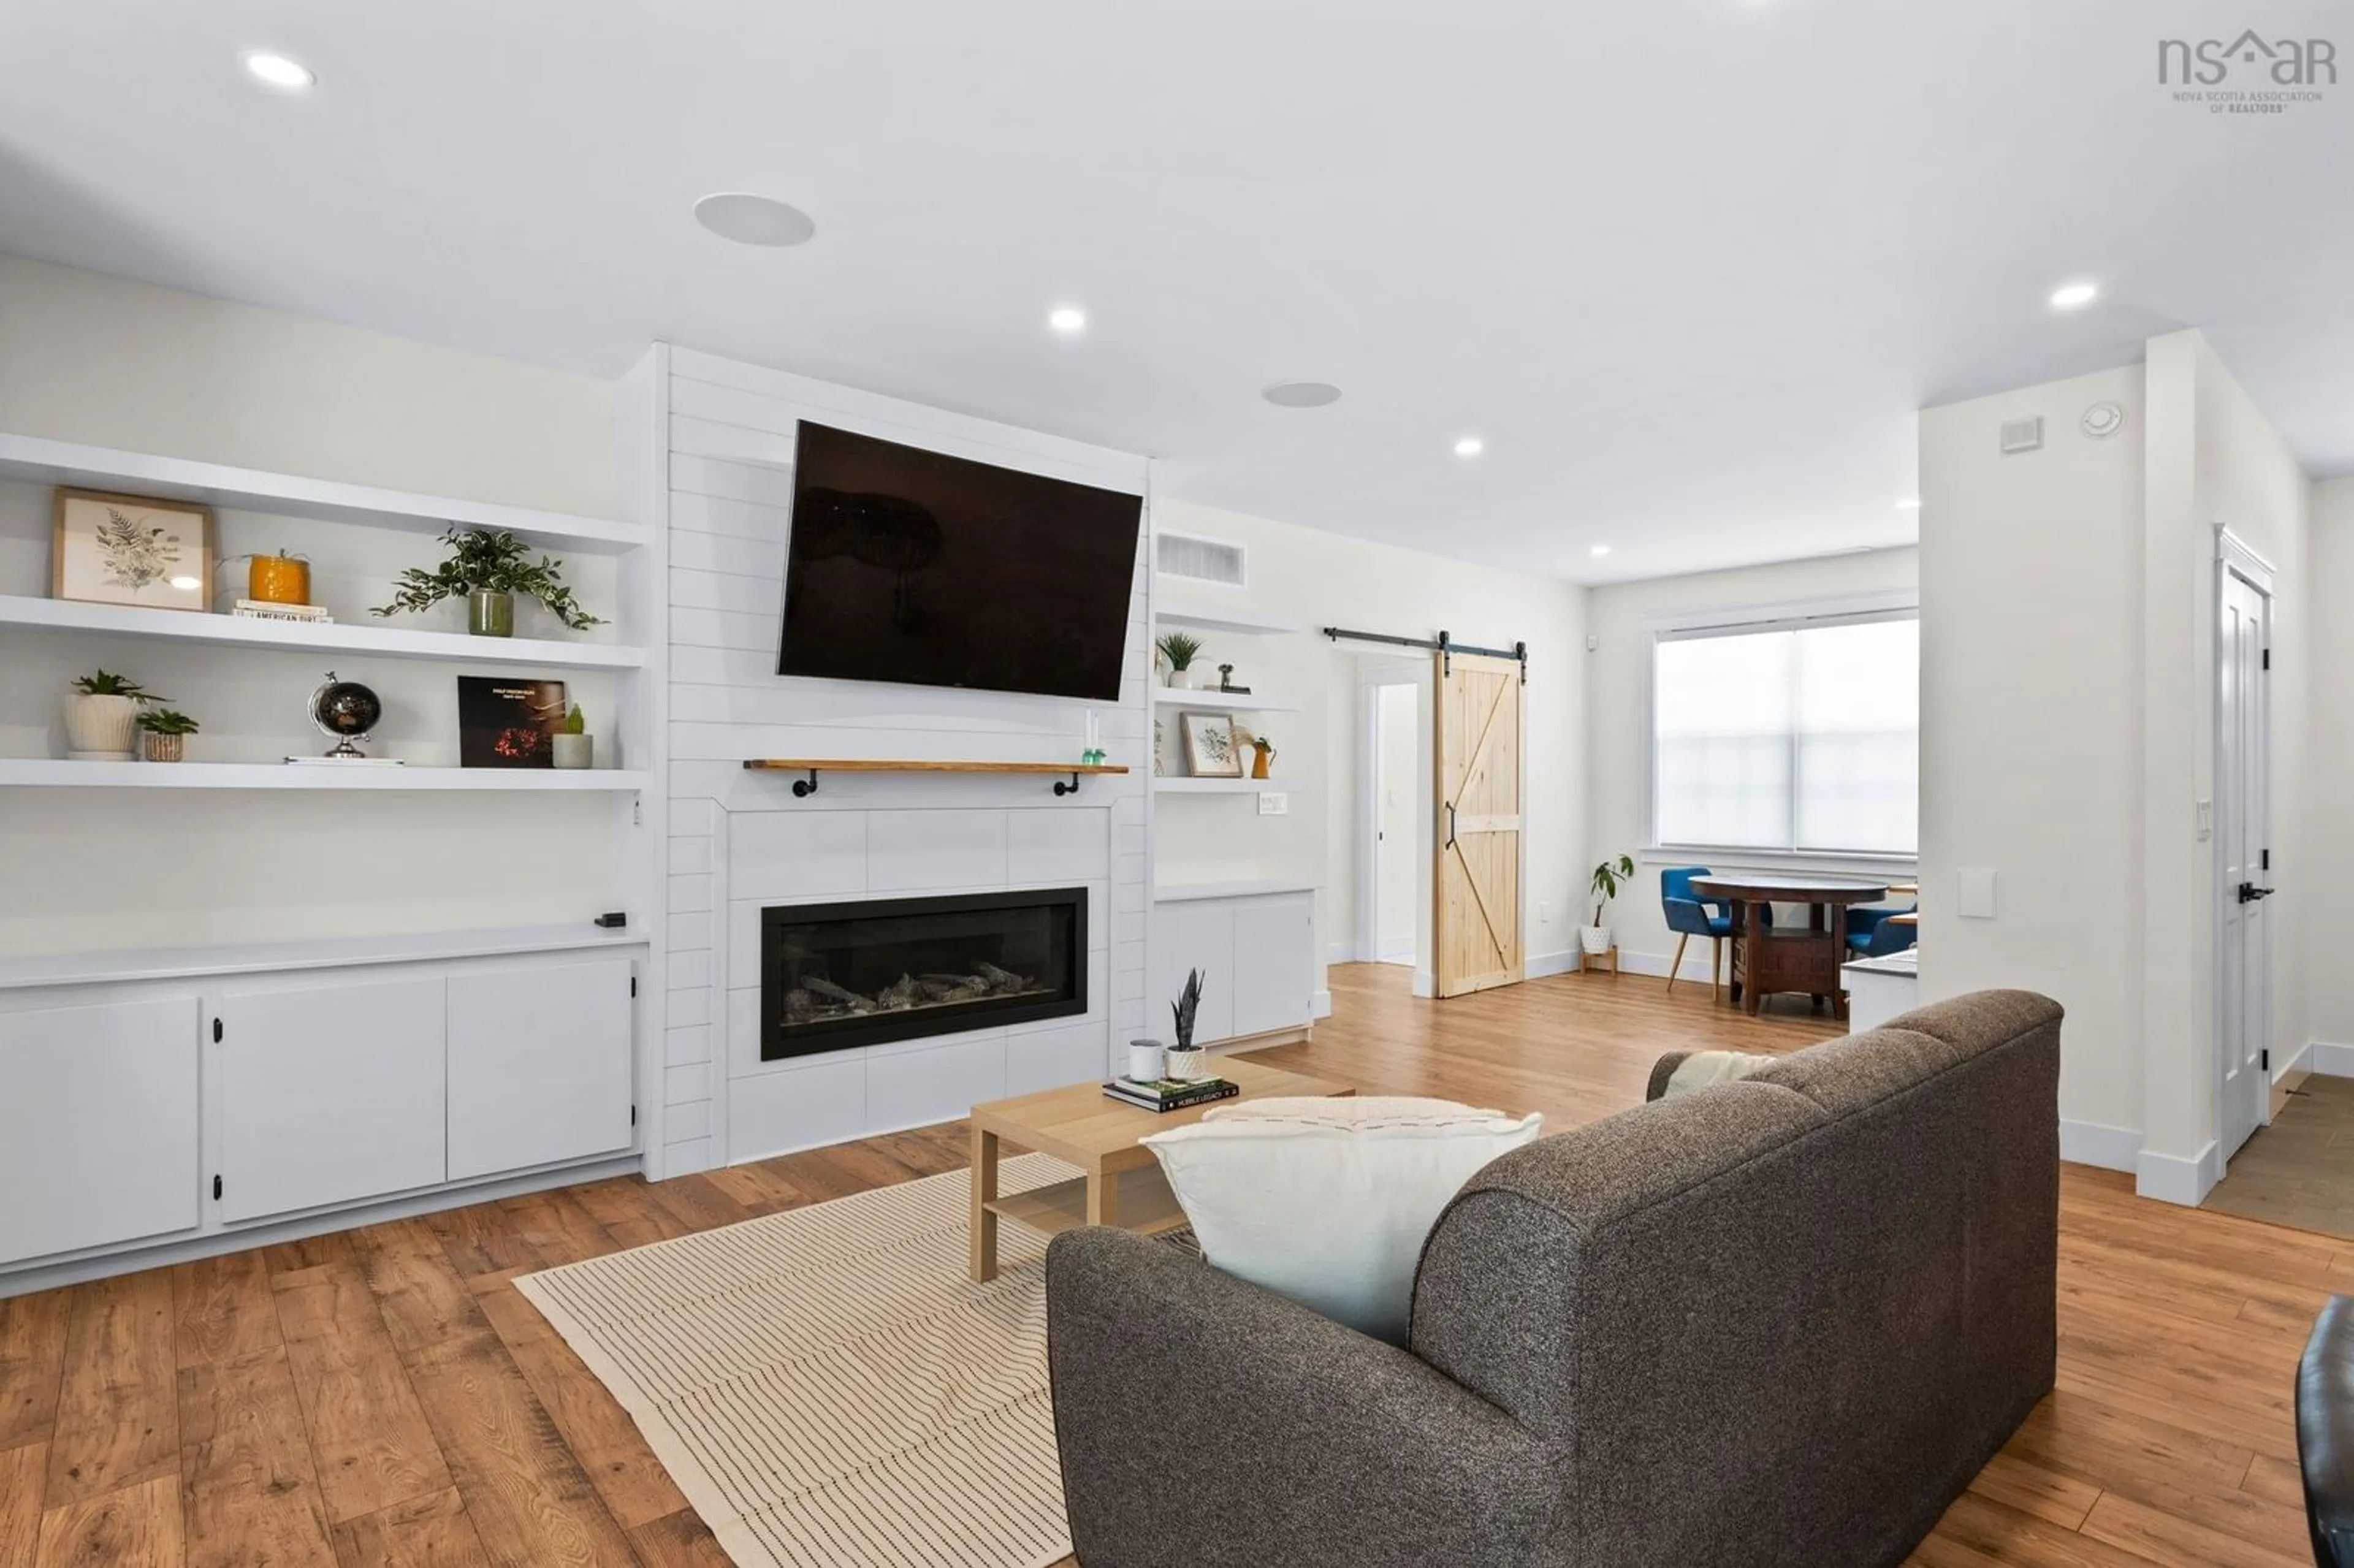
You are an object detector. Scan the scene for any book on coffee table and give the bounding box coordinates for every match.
[1102,1076,1238,1113]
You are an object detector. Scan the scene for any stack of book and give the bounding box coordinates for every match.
[1102,1075,1238,1113]
[232,599,334,623]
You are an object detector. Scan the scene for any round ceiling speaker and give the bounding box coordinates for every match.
[1262,381,1344,409]
[693,192,817,248]
[2080,401,2126,440]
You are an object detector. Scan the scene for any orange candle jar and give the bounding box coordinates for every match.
[245,552,311,606]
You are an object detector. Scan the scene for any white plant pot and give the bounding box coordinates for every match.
[63,693,138,760]
[1165,668,1193,688]
[1127,1041,1167,1083]
[552,733,594,771]
[1164,1045,1207,1082]
[1578,925,1614,956]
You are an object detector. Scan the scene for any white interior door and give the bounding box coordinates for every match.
[1375,681,1419,964]
[2217,564,2272,1163]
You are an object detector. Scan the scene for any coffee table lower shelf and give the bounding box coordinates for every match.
[985,1166,1186,1239]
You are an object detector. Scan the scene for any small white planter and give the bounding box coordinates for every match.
[1127,1040,1167,1083]
[64,693,139,760]
[1164,1045,1207,1082]
[1165,666,1193,688]
[552,733,594,771]
[1578,924,1614,956]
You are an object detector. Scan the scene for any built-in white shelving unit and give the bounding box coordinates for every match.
[0,432,642,554]
[0,760,649,791]
[1151,687,1298,714]
[1153,775,1282,794]
[0,594,644,669]
[1154,601,1307,636]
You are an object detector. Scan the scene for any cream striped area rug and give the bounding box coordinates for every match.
[514,1153,1084,1568]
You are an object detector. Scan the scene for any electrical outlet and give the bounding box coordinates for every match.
[1256,791,1288,816]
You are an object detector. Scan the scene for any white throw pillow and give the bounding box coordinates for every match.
[1140,1097,1542,1344]
[1661,1050,1779,1097]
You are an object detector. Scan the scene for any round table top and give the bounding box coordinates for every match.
[1689,873,1889,904]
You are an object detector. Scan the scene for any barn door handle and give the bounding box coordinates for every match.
[1446,802,1458,848]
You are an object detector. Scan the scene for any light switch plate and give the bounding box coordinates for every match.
[1256,791,1288,816]
[1957,868,1998,919]
[2196,799,2214,842]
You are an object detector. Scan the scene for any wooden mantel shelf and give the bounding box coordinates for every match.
[742,758,1130,799]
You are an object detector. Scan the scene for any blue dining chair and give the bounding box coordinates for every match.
[1846,902,1919,959]
[1661,866,1737,1002]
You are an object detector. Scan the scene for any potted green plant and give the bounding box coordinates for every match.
[64,669,168,760]
[373,527,604,637]
[1584,854,1635,957]
[135,709,200,763]
[1154,631,1203,689]
[552,702,593,770]
[1165,968,1209,1080]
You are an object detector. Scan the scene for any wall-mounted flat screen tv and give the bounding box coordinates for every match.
[777,422,1144,702]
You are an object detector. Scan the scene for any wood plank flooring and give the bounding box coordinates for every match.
[0,963,2336,1566]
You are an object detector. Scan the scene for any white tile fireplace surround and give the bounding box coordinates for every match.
[639,346,1153,1175]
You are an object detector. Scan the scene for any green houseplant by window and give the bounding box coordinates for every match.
[1583,854,1634,957]
[374,528,604,637]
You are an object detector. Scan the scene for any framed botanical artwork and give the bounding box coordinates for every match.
[52,488,216,612]
[1181,710,1243,778]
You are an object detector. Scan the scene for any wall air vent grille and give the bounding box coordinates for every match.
[2000,416,2045,454]
[1156,531,1247,588]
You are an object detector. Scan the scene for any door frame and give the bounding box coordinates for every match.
[1432,649,1529,997]
[1354,659,1428,976]
[2213,525,2275,1160]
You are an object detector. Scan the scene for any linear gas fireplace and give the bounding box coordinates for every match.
[760,888,1087,1059]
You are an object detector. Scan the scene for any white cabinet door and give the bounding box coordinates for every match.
[1230,896,1316,1038]
[1149,903,1235,1046]
[218,978,446,1223]
[0,997,201,1266]
[447,958,634,1182]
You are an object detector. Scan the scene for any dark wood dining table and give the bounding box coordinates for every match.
[1689,874,1890,1019]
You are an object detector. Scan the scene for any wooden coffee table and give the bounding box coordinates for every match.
[967,1056,1351,1282]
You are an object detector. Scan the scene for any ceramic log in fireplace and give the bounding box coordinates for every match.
[760,888,1086,1059]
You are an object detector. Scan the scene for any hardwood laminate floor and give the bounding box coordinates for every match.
[0,964,2333,1567]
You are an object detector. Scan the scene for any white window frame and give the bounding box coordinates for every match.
[1640,588,1921,873]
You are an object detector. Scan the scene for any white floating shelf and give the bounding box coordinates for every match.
[0,594,646,669]
[1153,600,1307,636]
[0,432,642,555]
[1153,775,1283,794]
[0,761,649,792]
[1151,687,1298,714]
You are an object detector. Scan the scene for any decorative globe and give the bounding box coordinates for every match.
[308,673,383,758]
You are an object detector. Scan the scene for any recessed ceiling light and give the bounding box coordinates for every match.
[1048,306,1087,335]
[1590,544,1612,558]
[1896,497,1921,510]
[1452,436,1485,459]
[1262,381,1343,409]
[692,192,817,248]
[2049,281,2100,310]
[243,51,315,88]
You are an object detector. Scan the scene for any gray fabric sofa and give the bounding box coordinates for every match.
[1045,989,2061,1567]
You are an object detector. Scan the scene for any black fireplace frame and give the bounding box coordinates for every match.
[759,887,1089,1060]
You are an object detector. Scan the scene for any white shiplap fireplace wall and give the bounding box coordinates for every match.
[633,345,1153,1178]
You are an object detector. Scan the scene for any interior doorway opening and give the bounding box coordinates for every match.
[1355,660,1431,989]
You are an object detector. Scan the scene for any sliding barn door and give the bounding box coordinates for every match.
[1434,651,1525,997]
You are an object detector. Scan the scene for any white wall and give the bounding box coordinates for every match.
[647,346,1154,1176]
[1919,336,2310,1197]
[1583,549,1921,976]
[2308,476,2354,1049]
[1148,498,1587,982]
[0,258,625,956]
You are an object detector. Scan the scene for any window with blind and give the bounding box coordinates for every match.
[1649,603,1918,858]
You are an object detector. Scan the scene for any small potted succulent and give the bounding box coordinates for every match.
[374,527,604,637]
[135,709,200,763]
[1583,853,1635,957]
[1164,968,1209,1081]
[64,669,167,760]
[1154,631,1203,689]
[552,702,593,770]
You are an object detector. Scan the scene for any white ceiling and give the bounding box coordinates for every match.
[2,1,2348,583]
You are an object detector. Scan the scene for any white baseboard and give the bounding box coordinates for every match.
[1411,969,1434,999]
[2059,1119,2140,1173]
[1311,989,1333,1021]
[1606,947,1718,984]
[1528,949,1579,980]
[2310,1040,2354,1078]
[2278,1040,2315,1083]
[1325,941,1357,965]
[2136,1140,2222,1207]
